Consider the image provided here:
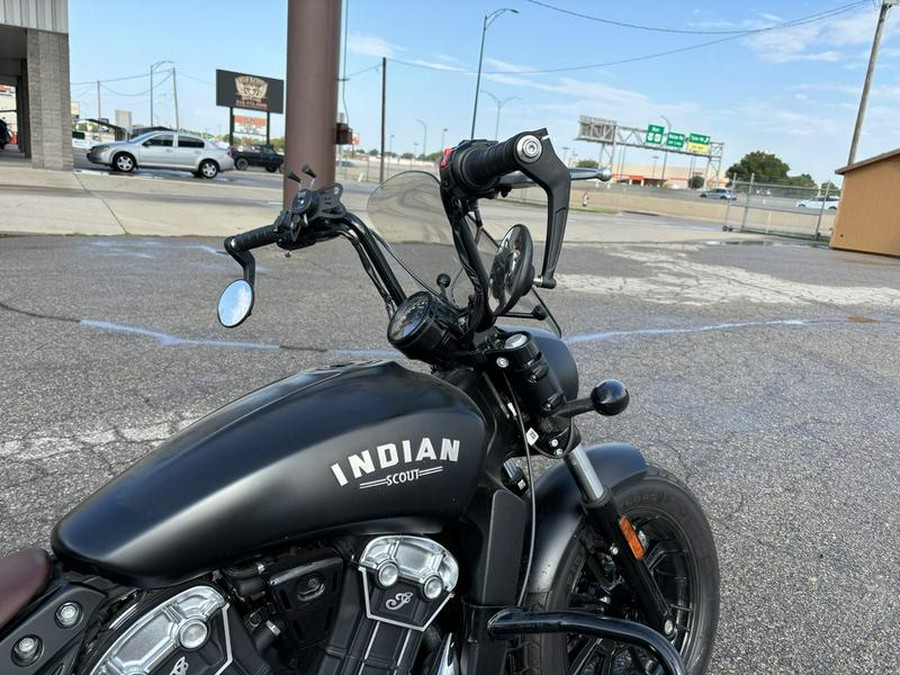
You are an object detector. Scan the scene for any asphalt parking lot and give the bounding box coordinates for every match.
[1,222,898,673]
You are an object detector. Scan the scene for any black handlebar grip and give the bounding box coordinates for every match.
[454,132,544,193]
[227,224,282,253]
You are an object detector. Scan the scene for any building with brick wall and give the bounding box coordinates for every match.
[0,0,72,170]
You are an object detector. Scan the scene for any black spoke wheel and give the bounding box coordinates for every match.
[513,466,719,675]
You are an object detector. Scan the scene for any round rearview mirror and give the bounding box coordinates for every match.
[598,167,613,182]
[488,224,534,316]
[217,279,254,328]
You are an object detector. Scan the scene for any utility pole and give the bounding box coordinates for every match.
[172,67,180,131]
[848,0,899,165]
[96,80,101,121]
[380,57,386,183]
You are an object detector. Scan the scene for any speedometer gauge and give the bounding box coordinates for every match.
[388,292,432,343]
[387,292,459,363]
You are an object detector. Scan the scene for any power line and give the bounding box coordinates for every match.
[70,72,149,86]
[178,72,214,86]
[524,0,869,36]
[100,72,171,97]
[387,0,870,76]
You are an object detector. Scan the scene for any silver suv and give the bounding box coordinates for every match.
[87,132,235,178]
[699,188,737,200]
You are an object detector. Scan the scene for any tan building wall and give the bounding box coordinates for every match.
[831,155,900,256]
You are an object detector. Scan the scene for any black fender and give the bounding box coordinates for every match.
[527,443,647,594]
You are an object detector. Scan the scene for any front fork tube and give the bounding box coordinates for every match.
[564,445,676,638]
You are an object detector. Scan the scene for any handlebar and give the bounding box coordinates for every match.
[441,129,571,289]
[225,223,284,253]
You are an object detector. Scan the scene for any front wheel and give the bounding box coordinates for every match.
[265,164,278,173]
[515,466,720,674]
[235,157,249,171]
[112,152,135,173]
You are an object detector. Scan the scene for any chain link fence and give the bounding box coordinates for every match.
[722,177,838,240]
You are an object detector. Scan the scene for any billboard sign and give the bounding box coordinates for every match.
[234,114,267,136]
[216,70,284,114]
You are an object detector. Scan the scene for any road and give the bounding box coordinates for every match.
[1,190,897,674]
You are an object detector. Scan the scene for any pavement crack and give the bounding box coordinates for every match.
[72,172,131,235]
[0,299,77,323]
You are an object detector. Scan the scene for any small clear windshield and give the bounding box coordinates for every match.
[366,171,561,336]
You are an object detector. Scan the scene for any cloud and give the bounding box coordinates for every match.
[483,57,536,73]
[435,54,459,63]
[347,32,404,58]
[410,60,466,72]
[741,7,897,63]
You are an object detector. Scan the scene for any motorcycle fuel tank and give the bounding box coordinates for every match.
[52,361,488,587]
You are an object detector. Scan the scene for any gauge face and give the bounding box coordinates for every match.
[389,293,432,344]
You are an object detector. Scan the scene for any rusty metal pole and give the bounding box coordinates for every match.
[284,0,342,208]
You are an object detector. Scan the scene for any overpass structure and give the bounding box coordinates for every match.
[576,116,724,187]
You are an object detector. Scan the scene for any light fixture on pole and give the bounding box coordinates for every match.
[480,90,519,140]
[659,115,671,182]
[149,60,173,126]
[470,8,518,138]
[416,118,427,159]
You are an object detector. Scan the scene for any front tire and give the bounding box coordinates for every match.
[235,157,249,171]
[515,466,719,674]
[265,164,278,173]
[112,152,136,173]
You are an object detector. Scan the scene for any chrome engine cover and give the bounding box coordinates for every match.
[86,585,269,675]
[358,535,459,631]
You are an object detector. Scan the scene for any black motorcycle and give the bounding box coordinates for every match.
[0,130,719,675]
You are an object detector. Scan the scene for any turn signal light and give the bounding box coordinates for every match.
[619,516,645,560]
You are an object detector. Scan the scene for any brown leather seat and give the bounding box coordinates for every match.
[0,548,52,631]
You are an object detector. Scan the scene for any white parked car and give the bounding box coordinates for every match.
[796,195,839,210]
[87,131,235,178]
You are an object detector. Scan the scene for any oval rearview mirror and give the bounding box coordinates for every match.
[217,279,254,328]
[488,224,534,316]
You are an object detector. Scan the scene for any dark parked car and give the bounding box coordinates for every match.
[232,144,283,172]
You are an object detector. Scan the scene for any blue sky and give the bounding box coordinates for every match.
[69,1,900,182]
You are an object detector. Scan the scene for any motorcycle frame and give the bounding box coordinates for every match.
[337,205,685,675]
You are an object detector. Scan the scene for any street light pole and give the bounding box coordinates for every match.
[480,90,519,139]
[416,118,427,159]
[470,8,518,138]
[441,127,448,151]
[659,115,671,183]
[651,155,659,181]
[149,60,173,126]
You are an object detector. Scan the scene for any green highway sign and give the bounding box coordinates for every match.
[687,132,711,154]
[665,132,685,149]
[645,124,664,145]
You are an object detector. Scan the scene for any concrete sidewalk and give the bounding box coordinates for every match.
[0,165,766,244]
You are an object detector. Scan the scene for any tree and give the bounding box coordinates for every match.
[576,159,599,168]
[820,180,841,196]
[727,151,790,183]
[784,173,816,189]
[688,175,705,190]
[368,148,379,156]
[400,152,414,160]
